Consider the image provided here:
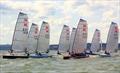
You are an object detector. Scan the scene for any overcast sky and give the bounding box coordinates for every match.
[0,0,120,44]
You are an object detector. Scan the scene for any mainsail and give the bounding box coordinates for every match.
[37,21,50,53]
[69,28,76,53]
[72,19,88,54]
[11,12,29,53]
[105,22,119,54]
[58,25,70,54]
[27,23,39,53]
[90,29,100,54]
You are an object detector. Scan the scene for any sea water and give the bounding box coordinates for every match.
[0,50,120,73]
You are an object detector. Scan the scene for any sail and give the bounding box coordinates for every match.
[58,25,70,53]
[37,21,50,53]
[27,23,39,53]
[11,12,29,53]
[90,29,100,53]
[106,22,119,53]
[72,19,88,54]
[69,28,76,53]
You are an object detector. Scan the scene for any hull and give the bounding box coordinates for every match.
[3,55,29,59]
[55,54,71,60]
[99,52,120,57]
[71,53,89,59]
[30,54,52,58]
[63,56,71,60]
[57,52,71,60]
[89,55,99,58]
[99,54,111,57]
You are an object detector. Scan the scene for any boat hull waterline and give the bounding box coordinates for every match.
[3,55,29,59]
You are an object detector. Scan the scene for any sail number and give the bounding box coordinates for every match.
[83,33,87,38]
[114,33,118,39]
[23,28,28,34]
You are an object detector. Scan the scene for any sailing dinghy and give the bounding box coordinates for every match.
[99,22,119,57]
[89,29,100,55]
[57,25,70,59]
[27,23,39,55]
[71,19,89,59]
[30,21,51,58]
[3,12,29,59]
[87,29,100,58]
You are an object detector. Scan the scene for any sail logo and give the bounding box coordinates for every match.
[83,24,87,32]
[35,27,38,34]
[45,26,49,32]
[23,28,28,34]
[66,29,69,40]
[82,24,87,38]
[23,18,28,34]
[23,18,28,27]
[34,27,38,39]
[115,26,119,33]
[114,26,119,39]
[98,32,100,37]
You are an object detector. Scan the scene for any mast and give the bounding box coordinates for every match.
[11,12,29,54]
[37,21,50,53]
[72,19,88,54]
[105,22,119,53]
[27,23,39,54]
[90,29,100,53]
[58,25,70,54]
[100,40,102,51]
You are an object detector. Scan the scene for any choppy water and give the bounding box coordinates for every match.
[0,51,120,73]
